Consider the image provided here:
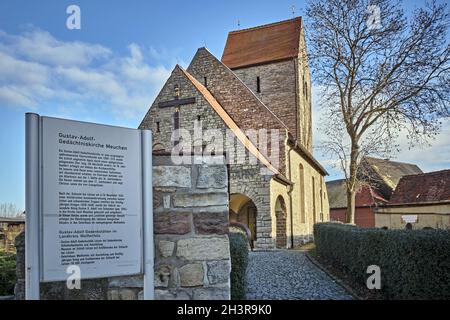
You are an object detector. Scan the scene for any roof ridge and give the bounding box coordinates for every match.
[326,179,347,184]
[228,17,301,35]
[364,156,419,167]
[399,169,450,179]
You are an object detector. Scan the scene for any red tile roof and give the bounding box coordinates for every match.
[389,169,450,204]
[221,17,302,69]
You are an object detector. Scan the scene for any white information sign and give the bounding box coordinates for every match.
[26,114,153,299]
[40,117,144,281]
[401,215,418,224]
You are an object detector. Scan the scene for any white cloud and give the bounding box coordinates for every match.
[0,85,36,107]
[0,29,111,66]
[0,28,172,120]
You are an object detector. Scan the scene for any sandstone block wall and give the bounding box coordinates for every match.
[152,155,231,300]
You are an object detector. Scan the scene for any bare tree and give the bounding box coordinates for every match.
[0,203,23,218]
[305,0,450,223]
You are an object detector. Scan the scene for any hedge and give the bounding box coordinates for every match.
[0,252,16,296]
[314,222,450,299]
[229,232,249,300]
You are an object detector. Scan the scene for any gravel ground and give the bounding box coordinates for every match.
[246,250,354,300]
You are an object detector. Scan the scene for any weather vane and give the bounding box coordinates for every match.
[292,5,296,17]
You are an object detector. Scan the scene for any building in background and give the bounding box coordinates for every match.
[0,216,25,253]
[140,18,329,248]
[327,157,422,227]
[326,180,388,227]
[375,169,450,230]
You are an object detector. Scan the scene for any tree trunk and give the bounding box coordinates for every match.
[346,142,359,224]
[346,189,356,224]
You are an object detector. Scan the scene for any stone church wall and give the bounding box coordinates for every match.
[229,164,274,249]
[231,60,298,141]
[14,155,231,300]
[139,65,279,249]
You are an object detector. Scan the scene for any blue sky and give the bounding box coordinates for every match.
[0,0,449,210]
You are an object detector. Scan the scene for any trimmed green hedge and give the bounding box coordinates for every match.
[314,222,450,299]
[229,232,249,300]
[0,252,16,296]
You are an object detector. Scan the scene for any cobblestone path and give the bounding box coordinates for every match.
[246,250,354,300]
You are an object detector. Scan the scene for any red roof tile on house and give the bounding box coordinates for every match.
[221,17,301,69]
[389,169,450,204]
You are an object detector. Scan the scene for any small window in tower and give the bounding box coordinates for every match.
[197,115,201,122]
[156,121,160,133]
[256,76,261,93]
[305,82,308,100]
[204,77,207,87]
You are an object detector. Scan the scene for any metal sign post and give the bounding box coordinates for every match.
[25,113,41,300]
[141,130,154,300]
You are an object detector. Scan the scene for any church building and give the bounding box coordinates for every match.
[140,17,329,249]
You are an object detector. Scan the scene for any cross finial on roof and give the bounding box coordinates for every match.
[237,19,240,30]
[291,5,296,17]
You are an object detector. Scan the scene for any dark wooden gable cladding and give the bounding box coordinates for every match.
[158,97,196,108]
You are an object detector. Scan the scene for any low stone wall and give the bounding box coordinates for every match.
[14,155,231,300]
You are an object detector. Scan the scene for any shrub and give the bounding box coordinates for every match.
[229,232,249,300]
[0,252,16,296]
[314,222,450,299]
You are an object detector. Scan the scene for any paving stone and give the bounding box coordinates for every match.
[246,251,353,300]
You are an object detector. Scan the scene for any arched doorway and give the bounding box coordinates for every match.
[275,196,287,249]
[229,194,257,245]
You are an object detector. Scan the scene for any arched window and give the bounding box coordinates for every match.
[312,176,316,223]
[320,176,324,221]
[298,164,305,223]
[305,82,308,101]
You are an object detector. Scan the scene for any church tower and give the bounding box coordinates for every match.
[221,17,313,152]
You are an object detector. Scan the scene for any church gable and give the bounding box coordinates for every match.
[139,65,213,151]
[139,65,280,174]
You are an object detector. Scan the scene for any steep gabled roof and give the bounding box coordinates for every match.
[326,179,348,208]
[178,65,280,175]
[326,179,388,209]
[389,169,450,204]
[362,157,423,190]
[222,17,302,69]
